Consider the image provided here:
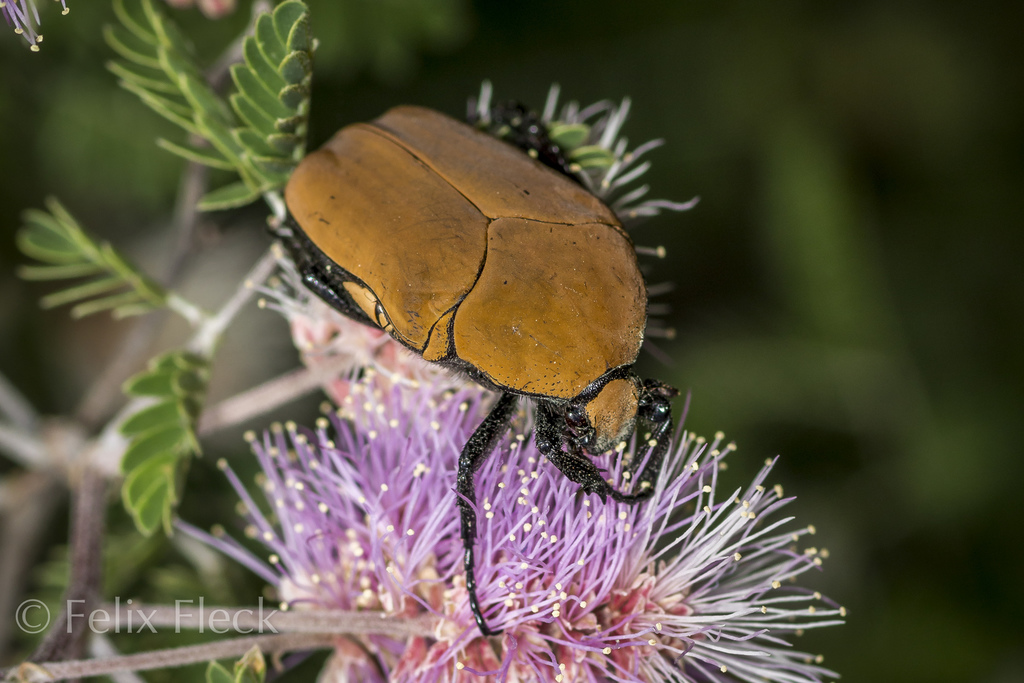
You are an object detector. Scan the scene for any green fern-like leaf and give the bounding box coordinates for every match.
[106,0,314,211]
[121,350,210,536]
[16,198,167,319]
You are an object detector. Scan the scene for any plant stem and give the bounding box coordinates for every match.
[8,608,437,682]
[8,633,337,683]
[0,423,48,470]
[73,157,209,430]
[188,247,278,357]
[87,636,146,683]
[0,474,64,660]
[29,468,107,669]
[0,371,37,432]
[88,248,278,475]
[96,604,437,638]
[197,356,353,436]
[72,3,263,430]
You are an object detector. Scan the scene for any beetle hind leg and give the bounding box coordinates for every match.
[456,392,517,636]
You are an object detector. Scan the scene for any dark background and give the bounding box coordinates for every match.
[1,1,1022,681]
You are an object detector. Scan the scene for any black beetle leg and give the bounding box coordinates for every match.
[627,411,674,498]
[457,392,517,636]
[536,403,669,505]
[628,378,679,495]
[534,404,641,503]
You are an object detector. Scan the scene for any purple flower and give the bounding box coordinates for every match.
[183,378,844,683]
[2,0,68,50]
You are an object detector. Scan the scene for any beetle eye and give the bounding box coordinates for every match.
[565,404,588,430]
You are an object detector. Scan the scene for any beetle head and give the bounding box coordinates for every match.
[566,375,678,455]
[566,376,641,454]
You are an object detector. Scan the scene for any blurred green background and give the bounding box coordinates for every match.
[1,1,1022,681]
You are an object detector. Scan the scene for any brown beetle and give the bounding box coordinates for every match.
[279,105,677,635]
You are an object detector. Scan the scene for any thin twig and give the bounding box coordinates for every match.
[198,357,353,436]
[164,161,209,286]
[7,609,436,682]
[86,636,145,683]
[74,160,207,429]
[72,0,267,430]
[96,604,437,638]
[0,424,48,469]
[189,247,278,356]
[0,372,37,432]
[7,633,337,682]
[73,312,170,431]
[0,474,64,661]
[88,248,279,476]
[29,469,107,669]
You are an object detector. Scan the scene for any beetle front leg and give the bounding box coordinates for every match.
[534,405,653,504]
[627,410,673,498]
[456,392,517,636]
[628,378,679,495]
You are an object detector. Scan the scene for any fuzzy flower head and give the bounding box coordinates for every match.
[2,0,68,50]
[187,378,844,683]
